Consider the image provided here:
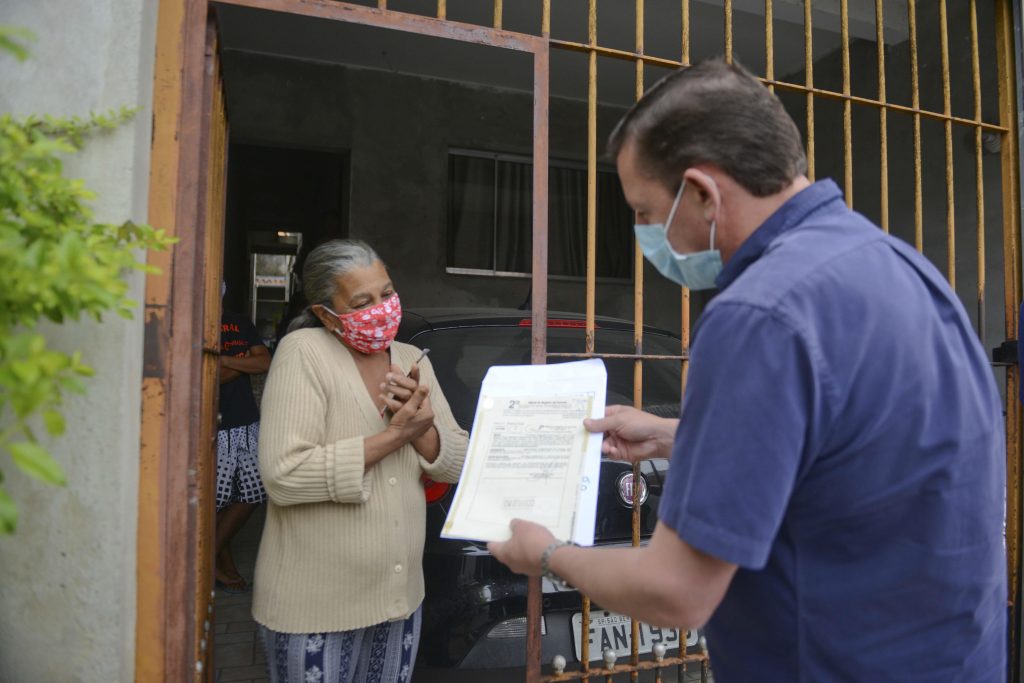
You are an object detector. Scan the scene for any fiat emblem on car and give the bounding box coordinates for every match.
[615,472,649,507]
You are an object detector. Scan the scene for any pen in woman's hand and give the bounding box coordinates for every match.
[380,348,430,417]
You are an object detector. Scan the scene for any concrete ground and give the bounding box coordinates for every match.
[212,506,712,683]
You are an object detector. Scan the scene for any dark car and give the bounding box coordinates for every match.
[398,308,699,673]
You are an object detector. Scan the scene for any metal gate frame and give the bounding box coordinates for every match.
[138,0,551,679]
[140,1,1024,681]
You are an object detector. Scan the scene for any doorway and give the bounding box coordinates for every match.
[222,142,349,345]
[140,2,550,680]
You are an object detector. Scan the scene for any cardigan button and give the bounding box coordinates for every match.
[394,564,403,574]
[388,477,397,486]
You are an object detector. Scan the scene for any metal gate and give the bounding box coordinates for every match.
[142,0,1024,681]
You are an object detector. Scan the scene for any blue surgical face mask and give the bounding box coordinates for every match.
[633,179,723,290]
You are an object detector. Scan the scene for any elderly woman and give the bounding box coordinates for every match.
[253,239,467,683]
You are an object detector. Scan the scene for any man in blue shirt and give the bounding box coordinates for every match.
[489,59,1006,680]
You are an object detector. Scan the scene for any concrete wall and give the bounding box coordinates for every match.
[221,51,694,336]
[0,1,156,681]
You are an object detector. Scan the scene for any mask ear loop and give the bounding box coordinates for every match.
[704,175,720,252]
[663,179,687,236]
[319,305,345,337]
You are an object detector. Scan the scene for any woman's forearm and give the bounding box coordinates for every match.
[363,430,404,469]
[412,426,440,462]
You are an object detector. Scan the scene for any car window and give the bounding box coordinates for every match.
[411,325,683,430]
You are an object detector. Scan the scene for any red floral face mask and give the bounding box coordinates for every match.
[323,293,402,354]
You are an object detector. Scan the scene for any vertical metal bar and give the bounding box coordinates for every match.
[493,158,499,275]
[585,5,598,407]
[908,0,923,252]
[493,0,502,29]
[586,3,597,356]
[765,0,774,92]
[635,0,644,108]
[377,0,385,8]
[724,0,733,63]
[542,0,550,37]
[631,7,643,388]
[437,0,445,20]
[969,0,985,343]
[679,6,691,680]
[939,0,955,287]
[196,21,224,681]
[840,0,852,207]
[875,0,888,232]
[996,2,1023,679]
[630,1,645,677]
[681,0,689,65]
[804,0,815,180]
[579,6,597,677]
[526,42,550,683]
[530,56,550,426]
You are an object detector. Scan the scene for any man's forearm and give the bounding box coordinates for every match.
[550,545,704,629]
[654,417,680,458]
[549,521,736,630]
[221,355,271,374]
[220,366,242,383]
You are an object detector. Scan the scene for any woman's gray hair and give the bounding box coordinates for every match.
[287,239,383,332]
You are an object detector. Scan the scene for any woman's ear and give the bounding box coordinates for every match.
[311,304,333,330]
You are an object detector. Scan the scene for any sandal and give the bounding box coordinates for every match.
[215,576,250,595]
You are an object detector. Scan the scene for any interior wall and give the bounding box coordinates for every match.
[220,50,691,336]
[221,13,1012,358]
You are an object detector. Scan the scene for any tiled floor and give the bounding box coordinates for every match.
[214,505,269,683]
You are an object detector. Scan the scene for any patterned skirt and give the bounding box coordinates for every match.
[215,421,267,511]
[258,607,422,683]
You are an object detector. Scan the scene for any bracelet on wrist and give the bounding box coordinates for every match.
[540,540,576,590]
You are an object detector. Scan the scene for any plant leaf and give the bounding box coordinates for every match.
[9,441,66,486]
[0,487,16,534]
[0,26,34,62]
[43,410,65,436]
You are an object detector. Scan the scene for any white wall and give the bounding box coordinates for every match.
[0,1,157,680]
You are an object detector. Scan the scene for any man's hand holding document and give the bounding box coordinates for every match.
[441,359,606,545]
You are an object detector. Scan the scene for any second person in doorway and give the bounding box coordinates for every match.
[253,239,467,683]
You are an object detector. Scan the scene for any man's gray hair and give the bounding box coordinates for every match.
[287,239,383,332]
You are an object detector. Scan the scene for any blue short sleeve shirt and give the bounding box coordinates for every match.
[659,180,1006,681]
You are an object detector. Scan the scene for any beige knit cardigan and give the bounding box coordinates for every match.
[252,327,467,633]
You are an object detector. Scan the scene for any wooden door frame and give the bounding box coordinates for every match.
[137,1,549,679]
[138,0,215,680]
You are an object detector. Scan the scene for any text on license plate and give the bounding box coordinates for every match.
[571,611,697,662]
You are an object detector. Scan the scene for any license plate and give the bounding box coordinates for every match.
[571,610,696,662]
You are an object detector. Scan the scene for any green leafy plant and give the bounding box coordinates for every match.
[0,26,175,533]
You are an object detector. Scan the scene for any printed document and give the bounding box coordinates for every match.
[442,358,606,545]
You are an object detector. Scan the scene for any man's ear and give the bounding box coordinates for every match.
[683,168,721,222]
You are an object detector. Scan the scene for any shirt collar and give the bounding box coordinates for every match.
[715,179,845,290]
